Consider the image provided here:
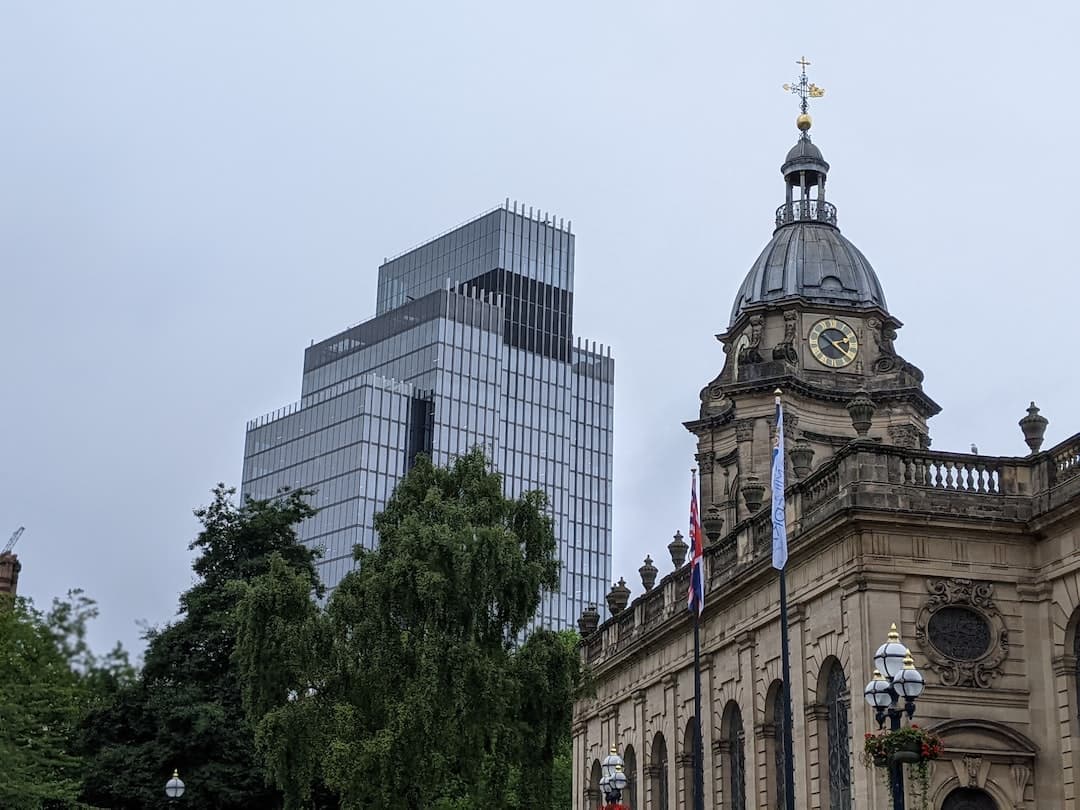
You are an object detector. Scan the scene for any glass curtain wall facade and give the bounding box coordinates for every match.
[242,202,612,631]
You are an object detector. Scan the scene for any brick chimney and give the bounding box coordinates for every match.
[0,553,21,597]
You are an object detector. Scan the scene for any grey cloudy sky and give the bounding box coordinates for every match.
[4,2,1078,657]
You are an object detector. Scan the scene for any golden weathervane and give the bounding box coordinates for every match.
[783,56,825,132]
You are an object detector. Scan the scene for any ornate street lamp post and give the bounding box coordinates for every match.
[164,769,186,802]
[600,745,628,808]
[864,624,925,810]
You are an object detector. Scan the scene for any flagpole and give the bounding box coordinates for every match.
[779,567,796,810]
[773,390,796,810]
[693,609,705,810]
[688,469,706,810]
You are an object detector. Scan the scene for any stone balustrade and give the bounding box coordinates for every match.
[582,431,1080,668]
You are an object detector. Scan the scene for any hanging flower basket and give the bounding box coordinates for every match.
[892,737,923,765]
[862,725,945,810]
[862,725,944,769]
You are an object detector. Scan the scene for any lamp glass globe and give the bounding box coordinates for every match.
[611,768,628,791]
[164,772,185,799]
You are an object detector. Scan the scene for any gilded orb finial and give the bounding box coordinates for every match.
[783,56,826,132]
[888,622,900,641]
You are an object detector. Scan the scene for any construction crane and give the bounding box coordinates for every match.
[3,527,24,555]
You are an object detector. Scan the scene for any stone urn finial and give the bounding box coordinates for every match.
[668,531,688,568]
[790,437,815,479]
[1019,401,1049,454]
[577,603,600,636]
[846,389,877,439]
[701,504,725,543]
[606,577,631,615]
[639,555,658,592]
[741,474,765,514]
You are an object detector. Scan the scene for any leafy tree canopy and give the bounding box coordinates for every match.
[0,590,133,809]
[77,485,320,810]
[236,450,588,810]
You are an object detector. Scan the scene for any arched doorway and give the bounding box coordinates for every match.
[941,786,998,810]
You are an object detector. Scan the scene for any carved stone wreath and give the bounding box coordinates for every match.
[914,578,1009,688]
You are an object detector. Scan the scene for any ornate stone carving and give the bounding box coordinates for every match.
[739,315,765,364]
[846,390,876,438]
[888,423,922,449]
[869,317,925,382]
[1018,401,1048,454]
[914,578,1009,688]
[695,450,715,474]
[578,604,600,636]
[772,309,799,362]
[606,578,631,615]
[962,754,982,787]
[789,438,815,479]
[668,531,688,568]
[741,475,765,514]
[701,505,725,543]
[1010,763,1031,807]
[698,376,732,419]
[638,555,658,592]
[734,419,755,443]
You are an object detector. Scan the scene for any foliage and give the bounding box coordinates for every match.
[0,590,132,809]
[236,450,589,810]
[862,724,944,810]
[77,485,321,810]
[861,724,944,767]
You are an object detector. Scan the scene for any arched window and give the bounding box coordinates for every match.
[650,732,669,810]
[623,745,637,810]
[765,681,789,810]
[941,786,998,810]
[681,720,696,809]
[721,702,746,810]
[824,661,852,810]
[1074,614,1080,724]
[589,759,603,810]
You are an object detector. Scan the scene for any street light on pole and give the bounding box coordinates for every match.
[864,624,925,810]
[600,745,628,807]
[164,769,185,802]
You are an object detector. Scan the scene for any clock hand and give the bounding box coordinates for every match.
[829,338,850,353]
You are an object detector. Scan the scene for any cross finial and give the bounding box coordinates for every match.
[783,55,826,118]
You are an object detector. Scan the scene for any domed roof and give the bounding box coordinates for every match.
[785,138,824,164]
[728,221,888,325]
[728,132,889,325]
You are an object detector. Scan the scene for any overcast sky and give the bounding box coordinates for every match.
[4,2,1078,657]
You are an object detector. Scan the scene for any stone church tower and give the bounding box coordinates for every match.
[572,106,1080,810]
[692,115,938,536]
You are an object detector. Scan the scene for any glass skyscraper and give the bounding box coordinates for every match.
[241,202,613,630]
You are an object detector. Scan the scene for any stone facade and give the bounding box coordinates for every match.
[573,119,1080,810]
[575,437,1080,809]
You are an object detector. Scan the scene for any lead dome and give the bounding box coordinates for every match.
[728,134,889,325]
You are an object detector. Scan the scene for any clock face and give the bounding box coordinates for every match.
[808,318,859,368]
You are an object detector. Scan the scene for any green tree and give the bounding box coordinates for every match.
[0,590,132,809]
[77,485,320,809]
[237,450,588,810]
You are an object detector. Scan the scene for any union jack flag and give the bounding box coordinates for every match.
[687,471,705,616]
